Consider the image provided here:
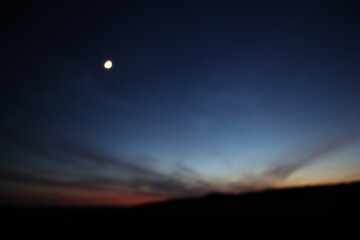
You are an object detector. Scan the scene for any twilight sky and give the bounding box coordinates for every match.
[1,0,360,206]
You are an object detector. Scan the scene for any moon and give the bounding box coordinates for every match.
[104,60,112,69]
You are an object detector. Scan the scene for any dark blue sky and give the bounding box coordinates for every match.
[1,0,360,205]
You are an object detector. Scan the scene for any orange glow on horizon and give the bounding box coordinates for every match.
[1,174,359,207]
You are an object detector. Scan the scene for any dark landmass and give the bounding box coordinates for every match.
[131,181,360,214]
[2,182,359,239]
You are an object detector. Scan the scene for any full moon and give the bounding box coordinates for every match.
[104,60,112,69]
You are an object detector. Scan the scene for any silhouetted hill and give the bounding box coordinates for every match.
[129,181,360,215]
[2,182,359,239]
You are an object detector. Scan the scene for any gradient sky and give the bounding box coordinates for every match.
[1,0,360,206]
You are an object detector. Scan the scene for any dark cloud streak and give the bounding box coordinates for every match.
[265,133,360,181]
[0,127,213,198]
[1,127,359,202]
[228,132,360,193]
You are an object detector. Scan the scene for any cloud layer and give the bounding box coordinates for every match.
[1,126,359,205]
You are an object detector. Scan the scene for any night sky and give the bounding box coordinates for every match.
[1,0,360,206]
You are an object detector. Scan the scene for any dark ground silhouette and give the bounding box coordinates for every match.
[2,182,359,239]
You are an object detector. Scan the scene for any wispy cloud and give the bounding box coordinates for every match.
[1,127,359,204]
[264,133,360,180]
[0,127,213,199]
[228,132,360,192]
